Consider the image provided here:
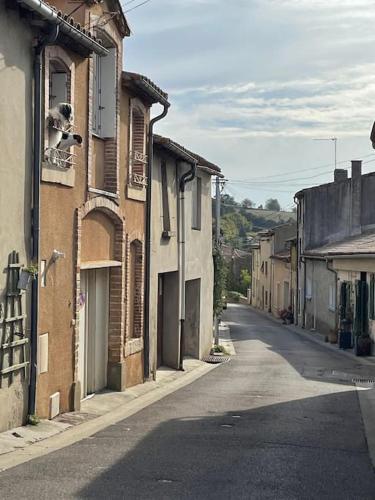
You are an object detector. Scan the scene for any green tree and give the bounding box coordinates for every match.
[213,244,227,316]
[221,212,252,247]
[241,198,255,209]
[265,198,281,211]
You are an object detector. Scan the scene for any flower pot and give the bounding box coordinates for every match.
[17,270,32,290]
[355,336,372,357]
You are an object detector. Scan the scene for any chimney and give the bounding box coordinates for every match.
[351,159,362,179]
[350,160,362,236]
[334,169,348,183]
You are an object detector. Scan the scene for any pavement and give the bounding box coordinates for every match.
[0,304,375,498]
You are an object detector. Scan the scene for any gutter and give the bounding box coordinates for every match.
[16,0,108,56]
[178,160,197,371]
[143,103,170,380]
[28,24,60,419]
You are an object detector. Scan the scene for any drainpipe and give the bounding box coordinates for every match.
[326,259,339,334]
[144,103,170,380]
[178,160,197,371]
[28,25,60,419]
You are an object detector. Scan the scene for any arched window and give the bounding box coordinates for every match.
[130,104,147,187]
[129,240,143,338]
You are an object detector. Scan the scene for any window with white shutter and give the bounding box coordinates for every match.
[92,48,116,138]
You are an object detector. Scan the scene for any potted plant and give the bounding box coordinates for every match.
[18,264,38,290]
[355,334,372,357]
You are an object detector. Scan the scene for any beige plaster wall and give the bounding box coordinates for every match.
[271,259,291,318]
[0,5,33,431]
[81,212,116,262]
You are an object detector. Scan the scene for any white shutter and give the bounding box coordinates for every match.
[50,72,67,108]
[92,54,101,134]
[99,48,116,137]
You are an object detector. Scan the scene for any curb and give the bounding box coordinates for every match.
[0,361,220,472]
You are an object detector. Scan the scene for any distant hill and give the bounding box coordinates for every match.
[212,195,296,250]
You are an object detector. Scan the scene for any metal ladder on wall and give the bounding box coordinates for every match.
[0,251,29,386]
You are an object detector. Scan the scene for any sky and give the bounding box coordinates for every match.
[123,0,375,210]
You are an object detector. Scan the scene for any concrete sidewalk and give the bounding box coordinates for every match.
[0,323,234,471]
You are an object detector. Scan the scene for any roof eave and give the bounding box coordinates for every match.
[16,0,108,56]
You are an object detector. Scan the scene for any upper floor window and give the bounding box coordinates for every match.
[92,48,116,138]
[129,102,147,188]
[49,59,70,109]
[191,176,201,230]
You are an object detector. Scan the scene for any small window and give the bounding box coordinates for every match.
[191,177,201,230]
[306,277,312,299]
[129,104,147,187]
[161,159,171,237]
[129,240,143,338]
[92,48,116,138]
[328,284,336,312]
[265,261,268,276]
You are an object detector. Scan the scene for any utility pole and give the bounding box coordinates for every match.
[214,176,221,346]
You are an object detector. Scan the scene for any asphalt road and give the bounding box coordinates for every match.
[1,304,375,499]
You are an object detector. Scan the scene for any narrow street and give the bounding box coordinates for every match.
[1,304,375,499]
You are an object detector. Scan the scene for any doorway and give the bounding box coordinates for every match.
[78,268,109,399]
[184,279,201,358]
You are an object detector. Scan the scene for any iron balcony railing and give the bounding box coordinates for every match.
[129,150,148,187]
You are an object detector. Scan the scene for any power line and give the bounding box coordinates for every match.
[224,158,375,186]
[227,153,375,182]
[124,0,153,13]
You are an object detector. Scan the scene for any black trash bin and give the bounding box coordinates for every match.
[338,319,352,349]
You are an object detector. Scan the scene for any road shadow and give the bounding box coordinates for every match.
[73,391,374,499]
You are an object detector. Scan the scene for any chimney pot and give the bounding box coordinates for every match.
[334,169,348,183]
[351,160,362,179]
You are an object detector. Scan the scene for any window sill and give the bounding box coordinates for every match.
[192,227,201,231]
[88,187,119,200]
[127,184,146,202]
[42,162,75,187]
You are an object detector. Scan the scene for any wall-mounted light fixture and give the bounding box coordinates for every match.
[51,249,65,263]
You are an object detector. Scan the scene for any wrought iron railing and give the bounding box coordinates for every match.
[44,147,77,169]
[129,150,148,187]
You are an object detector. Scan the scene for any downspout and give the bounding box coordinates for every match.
[178,160,197,371]
[28,25,59,418]
[144,103,170,380]
[326,259,339,335]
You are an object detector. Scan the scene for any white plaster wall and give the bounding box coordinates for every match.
[185,170,214,358]
[0,4,33,430]
[149,154,215,371]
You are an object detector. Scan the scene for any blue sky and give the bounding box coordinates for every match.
[123,0,375,209]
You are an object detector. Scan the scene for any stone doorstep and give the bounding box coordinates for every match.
[249,305,375,368]
[0,359,211,458]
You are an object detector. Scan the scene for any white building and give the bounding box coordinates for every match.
[148,135,222,374]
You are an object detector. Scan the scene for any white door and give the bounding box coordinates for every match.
[78,268,109,399]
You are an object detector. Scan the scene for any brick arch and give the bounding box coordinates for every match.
[73,197,126,391]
